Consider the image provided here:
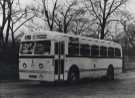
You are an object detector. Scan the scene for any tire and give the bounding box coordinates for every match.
[106,65,114,80]
[68,67,80,84]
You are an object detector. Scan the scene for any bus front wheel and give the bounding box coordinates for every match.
[68,67,80,84]
[106,65,114,80]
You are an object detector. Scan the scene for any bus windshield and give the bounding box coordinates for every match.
[20,42,34,54]
[34,40,51,55]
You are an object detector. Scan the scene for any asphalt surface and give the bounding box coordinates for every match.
[1,71,135,98]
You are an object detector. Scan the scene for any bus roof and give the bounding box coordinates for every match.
[22,30,122,48]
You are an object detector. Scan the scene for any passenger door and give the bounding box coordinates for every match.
[54,41,65,80]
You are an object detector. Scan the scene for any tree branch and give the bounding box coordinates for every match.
[88,0,102,24]
[105,0,115,19]
[109,0,126,17]
[42,0,51,28]
[51,0,58,30]
[13,15,35,33]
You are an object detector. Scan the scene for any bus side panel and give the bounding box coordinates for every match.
[90,58,122,77]
[65,57,106,79]
[65,57,93,79]
[64,57,122,79]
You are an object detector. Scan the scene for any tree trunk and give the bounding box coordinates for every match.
[0,28,5,48]
[100,24,105,39]
[11,31,16,47]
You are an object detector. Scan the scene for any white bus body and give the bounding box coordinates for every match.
[19,31,122,82]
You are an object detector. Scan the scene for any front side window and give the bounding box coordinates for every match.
[34,41,51,55]
[20,42,34,54]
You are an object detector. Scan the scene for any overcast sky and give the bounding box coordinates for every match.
[20,0,135,15]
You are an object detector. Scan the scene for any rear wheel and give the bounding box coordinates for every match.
[68,67,80,84]
[106,65,114,80]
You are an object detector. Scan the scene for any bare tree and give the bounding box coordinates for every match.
[41,0,59,31]
[27,0,86,33]
[55,0,86,33]
[0,0,13,48]
[71,18,90,35]
[0,0,35,48]
[11,2,38,46]
[119,10,135,47]
[126,23,135,47]
[85,0,127,39]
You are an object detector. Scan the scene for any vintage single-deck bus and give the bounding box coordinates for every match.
[19,31,122,82]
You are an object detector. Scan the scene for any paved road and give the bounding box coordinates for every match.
[1,71,135,98]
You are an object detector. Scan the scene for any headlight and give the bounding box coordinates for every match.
[23,63,27,68]
[39,63,44,69]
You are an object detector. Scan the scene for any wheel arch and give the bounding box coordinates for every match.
[108,64,114,69]
[106,64,115,80]
[68,65,79,72]
[68,65,80,76]
[67,64,80,82]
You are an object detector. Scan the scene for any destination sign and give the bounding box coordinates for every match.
[36,34,47,39]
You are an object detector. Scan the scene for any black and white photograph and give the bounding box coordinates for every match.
[0,0,135,98]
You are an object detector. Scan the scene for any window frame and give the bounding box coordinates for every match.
[20,41,35,54]
[115,48,121,57]
[100,46,107,57]
[91,45,100,57]
[80,44,90,57]
[108,47,115,57]
[68,42,79,56]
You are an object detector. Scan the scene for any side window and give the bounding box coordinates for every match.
[68,43,79,56]
[100,46,107,57]
[115,48,121,57]
[80,44,90,56]
[108,47,114,57]
[91,45,99,57]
